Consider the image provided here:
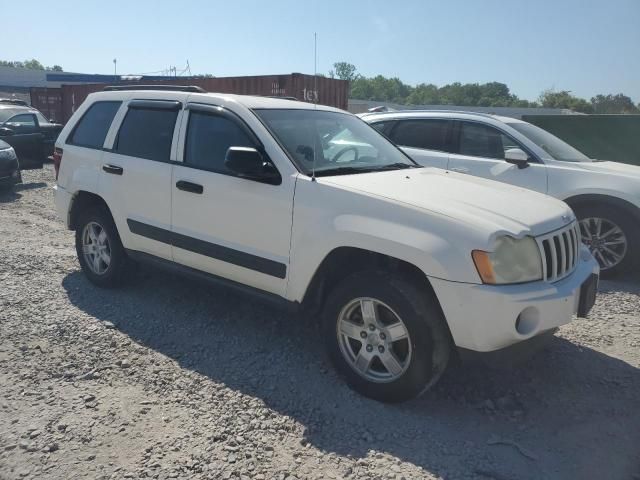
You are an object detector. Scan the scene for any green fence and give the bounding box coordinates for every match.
[521,115,640,166]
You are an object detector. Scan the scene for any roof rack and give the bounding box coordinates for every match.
[103,85,206,93]
[265,96,299,101]
[363,109,499,119]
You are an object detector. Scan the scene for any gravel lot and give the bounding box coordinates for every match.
[1,165,639,480]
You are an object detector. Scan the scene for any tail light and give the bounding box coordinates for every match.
[53,147,63,180]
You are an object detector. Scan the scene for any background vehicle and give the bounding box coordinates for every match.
[0,139,20,189]
[0,102,63,169]
[363,111,640,277]
[54,88,598,402]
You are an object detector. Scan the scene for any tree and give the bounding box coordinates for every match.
[0,59,63,71]
[538,89,593,113]
[331,62,358,82]
[591,94,639,114]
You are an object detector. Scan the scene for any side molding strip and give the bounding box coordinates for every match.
[127,219,287,279]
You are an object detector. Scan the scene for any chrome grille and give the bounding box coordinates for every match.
[536,222,580,282]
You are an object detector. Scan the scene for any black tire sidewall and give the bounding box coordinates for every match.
[574,205,639,277]
[322,271,450,403]
[75,206,127,288]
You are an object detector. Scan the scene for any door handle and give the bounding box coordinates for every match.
[102,164,123,175]
[450,167,469,174]
[176,180,203,194]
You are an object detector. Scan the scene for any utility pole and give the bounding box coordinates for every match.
[113,58,117,76]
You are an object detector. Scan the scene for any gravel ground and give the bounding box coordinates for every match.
[1,165,639,480]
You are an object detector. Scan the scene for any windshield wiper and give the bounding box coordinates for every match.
[314,163,419,177]
[367,162,420,171]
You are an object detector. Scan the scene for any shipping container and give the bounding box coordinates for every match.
[37,73,348,124]
[29,87,63,122]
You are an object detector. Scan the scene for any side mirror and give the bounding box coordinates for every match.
[504,148,529,169]
[225,147,281,185]
[0,126,14,136]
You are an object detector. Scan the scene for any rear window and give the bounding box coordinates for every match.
[391,120,450,151]
[68,101,121,149]
[114,107,178,161]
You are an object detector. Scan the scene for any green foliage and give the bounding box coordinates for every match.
[591,94,639,114]
[334,60,636,113]
[0,58,64,71]
[538,89,593,113]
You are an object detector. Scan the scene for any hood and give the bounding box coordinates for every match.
[322,167,574,238]
[571,160,640,180]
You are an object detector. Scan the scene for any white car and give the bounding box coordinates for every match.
[54,87,598,402]
[361,111,640,277]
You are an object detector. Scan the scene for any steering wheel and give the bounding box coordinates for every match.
[331,146,359,163]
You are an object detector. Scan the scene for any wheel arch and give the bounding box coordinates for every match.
[68,190,113,230]
[563,193,640,222]
[301,247,452,340]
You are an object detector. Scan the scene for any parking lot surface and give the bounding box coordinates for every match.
[1,166,639,480]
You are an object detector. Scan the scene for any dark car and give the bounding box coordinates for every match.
[0,103,63,169]
[0,139,21,189]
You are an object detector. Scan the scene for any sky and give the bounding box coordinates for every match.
[5,0,640,102]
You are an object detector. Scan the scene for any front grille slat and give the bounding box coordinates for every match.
[536,222,579,283]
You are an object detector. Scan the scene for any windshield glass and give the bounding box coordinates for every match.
[0,109,20,123]
[254,109,416,176]
[508,122,591,162]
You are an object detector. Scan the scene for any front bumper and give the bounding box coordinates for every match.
[54,184,73,228]
[430,247,599,352]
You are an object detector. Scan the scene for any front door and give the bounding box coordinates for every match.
[447,121,547,193]
[1,113,43,168]
[170,104,295,296]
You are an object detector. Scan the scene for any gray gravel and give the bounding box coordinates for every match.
[1,165,639,480]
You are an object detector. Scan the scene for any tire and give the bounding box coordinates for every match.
[322,271,451,403]
[75,205,129,288]
[573,204,640,278]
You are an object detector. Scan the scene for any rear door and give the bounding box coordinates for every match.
[386,119,453,169]
[99,99,180,260]
[1,113,43,168]
[34,110,62,159]
[447,121,547,193]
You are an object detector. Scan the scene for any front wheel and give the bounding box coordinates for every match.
[322,271,451,403]
[575,205,639,278]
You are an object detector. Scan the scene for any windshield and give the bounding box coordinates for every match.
[508,122,591,162]
[254,109,416,176]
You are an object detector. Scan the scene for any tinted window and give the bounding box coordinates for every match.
[458,122,519,159]
[391,120,450,151]
[69,101,121,148]
[184,111,255,174]
[370,121,392,133]
[115,107,178,161]
[7,114,36,127]
[35,111,49,125]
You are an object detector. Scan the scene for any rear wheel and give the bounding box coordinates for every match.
[574,205,639,278]
[75,206,129,287]
[322,271,450,403]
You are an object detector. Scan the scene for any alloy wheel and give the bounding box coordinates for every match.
[336,297,412,383]
[579,217,627,271]
[82,221,112,275]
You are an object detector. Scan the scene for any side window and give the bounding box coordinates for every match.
[68,101,121,149]
[390,120,450,152]
[184,111,255,174]
[34,111,49,125]
[115,106,178,161]
[6,114,36,127]
[458,122,519,159]
[370,121,391,134]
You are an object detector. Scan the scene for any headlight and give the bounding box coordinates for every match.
[472,236,542,284]
[0,147,16,160]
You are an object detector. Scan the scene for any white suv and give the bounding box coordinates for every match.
[54,87,598,402]
[361,110,640,277]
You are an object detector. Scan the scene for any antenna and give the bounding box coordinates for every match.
[312,32,317,182]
